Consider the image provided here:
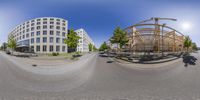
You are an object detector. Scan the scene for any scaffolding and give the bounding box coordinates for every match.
[123,18,185,56]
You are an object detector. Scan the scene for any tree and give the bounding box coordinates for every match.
[7,34,17,54]
[88,43,93,51]
[93,45,98,51]
[99,42,109,51]
[0,45,3,50]
[192,42,198,51]
[110,27,129,51]
[183,36,192,53]
[64,29,80,52]
[2,42,7,51]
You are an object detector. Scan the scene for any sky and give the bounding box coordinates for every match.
[0,0,199,47]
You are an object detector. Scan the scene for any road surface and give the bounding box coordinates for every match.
[0,51,200,100]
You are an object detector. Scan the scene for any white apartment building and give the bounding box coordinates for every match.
[8,17,68,53]
[75,28,95,52]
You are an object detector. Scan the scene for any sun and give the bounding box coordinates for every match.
[181,22,191,31]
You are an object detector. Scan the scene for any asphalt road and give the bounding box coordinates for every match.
[0,51,200,100]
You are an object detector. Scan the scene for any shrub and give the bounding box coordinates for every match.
[52,52,59,56]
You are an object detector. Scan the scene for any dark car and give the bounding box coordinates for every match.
[6,50,11,54]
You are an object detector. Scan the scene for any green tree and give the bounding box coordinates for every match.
[0,45,2,50]
[64,29,80,52]
[93,45,98,51]
[2,42,7,51]
[99,42,109,51]
[192,42,198,51]
[184,36,192,53]
[88,43,93,51]
[7,34,17,54]
[110,27,129,51]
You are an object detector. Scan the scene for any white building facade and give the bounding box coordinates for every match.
[75,28,95,52]
[9,17,68,53]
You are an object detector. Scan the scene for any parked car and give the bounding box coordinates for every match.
[6,49,11,54]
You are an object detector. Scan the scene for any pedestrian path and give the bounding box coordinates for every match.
[0,52,97,75]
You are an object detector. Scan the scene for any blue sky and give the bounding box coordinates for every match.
[0,0,199,47]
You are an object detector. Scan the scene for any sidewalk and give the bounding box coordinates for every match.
[107,55,182,70]
[113,57,182,70]
[0,51,97,75]
[114,56,180,64]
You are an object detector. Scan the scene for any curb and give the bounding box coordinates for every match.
[113,56,181,64]
[111,57,182,70]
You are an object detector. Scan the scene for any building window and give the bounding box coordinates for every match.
[50,31,54,35]
[43,31,47,35]
[43,18,47,21]
[37,22,41,25]
[37,19,41,21]
[56,22,60,25]
[50,18,54,21]
[31,38,34,44]
[50,37,53,43]
[62,38,65,43]
[56,31,60,36]
[31,46,34,52]
[56,26,60,30]
[62,27,65,31]
[50,45,53,52]
[56,19,60,21]
[62,46,65,52]
[43,37,47,43]
[26,34,29,38]
[37,31,40,36]
[50,25,54,29]
[31,23,34,26]
[26,29,29,32]
[43,25,47,29]
[56,46,60,52]
[56,38,60,43]
[36,37,40,43]
[50,22,54,24]
[36,45,40,52]
[31,32,34,36]
[43,21,47,24]
[43,45,47,52]
[31,27,34,31]
[62,32,65,36]
[23,35,25,39]
[37,26,40,29]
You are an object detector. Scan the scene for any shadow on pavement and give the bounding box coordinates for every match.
[183,54,197,67]
[107,61,114,63]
